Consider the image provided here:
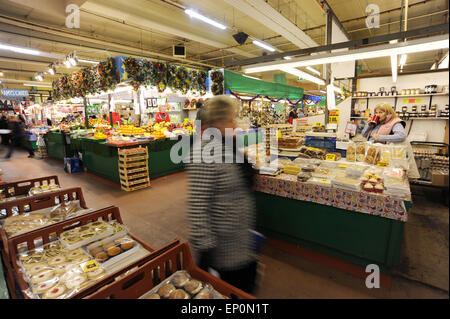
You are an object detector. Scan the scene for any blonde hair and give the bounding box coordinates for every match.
[202,95,240,125]
[374,103,398,119]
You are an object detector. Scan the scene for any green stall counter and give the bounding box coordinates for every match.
[44,131,68,161]
[78,137,189,183]
[255,192,410,274]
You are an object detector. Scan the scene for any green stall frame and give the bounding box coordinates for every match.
[255,192,411,274]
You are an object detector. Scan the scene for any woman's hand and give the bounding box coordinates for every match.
[372,133,379,142]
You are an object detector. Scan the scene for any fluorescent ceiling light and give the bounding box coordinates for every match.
[438,53,449,69]
[244,35,449,73]
[69,56,78,66]
[399,54,407,66]
[185,9,227,30]
[280,67,325,85]
[390,54,398,83]
[78,59,99,64]
[306,66,320,76]
[0,43,41,56]
[283,56,292,60]
[23,83,52,88]
[319,90,326,94]
[253,40,276,52]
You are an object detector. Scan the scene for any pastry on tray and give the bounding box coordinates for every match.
[194,288,213,299]
[158,283,175,298]
[169,289,190,299]
[172,272,190,287]
[184,279,203,295]
[42,285,67,299]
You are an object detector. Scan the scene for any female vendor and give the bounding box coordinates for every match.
[362,103,406,143]
[155,105,170,124]
[362,103,420,179]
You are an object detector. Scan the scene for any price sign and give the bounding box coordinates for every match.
[314,122,322,127]
[338,164,348,168]
[81,260,99,273]
[366,174,377,180]
[377,161,389,167]
[326,154,336,161]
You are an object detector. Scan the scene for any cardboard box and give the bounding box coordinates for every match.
[431,171,449,187]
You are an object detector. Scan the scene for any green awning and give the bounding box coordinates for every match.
[224,70,303,100]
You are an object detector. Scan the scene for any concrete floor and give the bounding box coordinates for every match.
[0,149,448,299]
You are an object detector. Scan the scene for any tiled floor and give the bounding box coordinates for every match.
[0,149,448,299]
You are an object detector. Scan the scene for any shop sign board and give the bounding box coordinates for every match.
[1,89,29,98]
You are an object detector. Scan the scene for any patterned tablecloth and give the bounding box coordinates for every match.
[255,174,410,222]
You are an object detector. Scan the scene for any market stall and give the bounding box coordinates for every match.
[247,134,414,274]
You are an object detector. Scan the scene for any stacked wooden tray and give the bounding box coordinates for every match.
[118,147,150,192]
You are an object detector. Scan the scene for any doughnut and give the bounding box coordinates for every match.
[87,268,105,280]
[89,247,104,256]
[169,289,190,299]
[31,270,55,284]
[27,263,49,275]
[146,294,160,299]
[172,273,190,287]
[114,238,133,251]
[64,274,88,290]
[102,242,115,250]
[95,252,109,262]
[107,246,121,257]
[42,285,67,299]
[184,280,203,295]
[48,255,66,266]
[158,284,175,298]
[194,289,213,299]
[33,280,57,295]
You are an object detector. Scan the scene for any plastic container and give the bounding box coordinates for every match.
[85,235,139,269]
[59,221,114,250]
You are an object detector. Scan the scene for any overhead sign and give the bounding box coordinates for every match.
[1,89,29,98]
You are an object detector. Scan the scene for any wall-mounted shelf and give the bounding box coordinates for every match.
[352,93,449,99]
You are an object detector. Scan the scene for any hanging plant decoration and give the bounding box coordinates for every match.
[123,57,143,91]
[211,70,224,95]
[151,62,168,93]
[193,70,208,95]
[140,60,153,87]
[166,64,178,90]
[98,57,117,92]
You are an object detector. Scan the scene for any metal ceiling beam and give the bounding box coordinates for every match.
[226,23,450,67]
[224,0,317,49]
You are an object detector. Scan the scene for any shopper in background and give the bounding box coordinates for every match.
[362,103,406,143]
[288,106,298,124]
[194,100,204,121]
[187,95,258,294]
[155,104,170,123]
[4,115,34,159]
[0,112,9,146]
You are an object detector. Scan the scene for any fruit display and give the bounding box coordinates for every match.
[116,125,146,135]
[89,118,109,127]
[93,132,108,140]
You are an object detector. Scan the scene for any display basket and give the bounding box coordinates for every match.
[0,175,60,201]
[84,241,255,299]
[6,206,176,299]
[1,187,87,298]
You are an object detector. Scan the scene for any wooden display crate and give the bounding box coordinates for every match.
[6,206,178,299]
[118,147,150,192]
[0,187,87,298]
[84,241,255,299]
[0,175,60,200]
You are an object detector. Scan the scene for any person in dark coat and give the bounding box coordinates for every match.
[0,113,9,146]
[5,115,34,159]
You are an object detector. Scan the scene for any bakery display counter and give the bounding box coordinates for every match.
[254,173,412,273]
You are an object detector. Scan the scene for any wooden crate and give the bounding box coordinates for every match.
[118,147,150,192]
[6,206,178,299]
[0,187,87,298]
[0,175,60,200]
[84,241,255,299]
